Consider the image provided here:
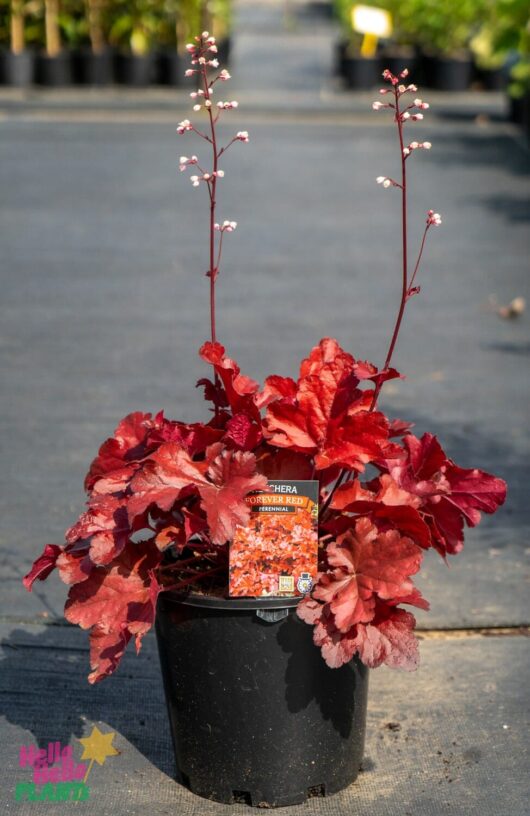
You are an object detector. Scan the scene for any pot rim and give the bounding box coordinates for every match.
[162,590,302,611]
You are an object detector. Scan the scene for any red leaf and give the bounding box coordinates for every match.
[66,495,130,566]
[224,413,263,451]
[386,433,507,556]
[23,545,62,591]
[64,542,160,633]
[313,517,423,631]
[331,475,431,550]
[88,625,132,684]
[353,605,419,670]
[255,447,314,481]
[265,338,394,472]
[199,342,260,418]
[56,548,93,585]
[255,375,297,409]
[128,443,208,521]
[198,446,268,545]
[85,412,159,492]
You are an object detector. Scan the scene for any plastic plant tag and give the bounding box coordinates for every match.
[351,5,393,57]
[229,480,319,598]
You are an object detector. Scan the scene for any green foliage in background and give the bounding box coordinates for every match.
[0,0,231,53]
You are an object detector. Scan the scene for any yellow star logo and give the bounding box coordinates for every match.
[78,726,120,782]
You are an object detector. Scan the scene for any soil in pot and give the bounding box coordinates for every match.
[156,593,369,808]
[72,48,114,85]
[343,56,381,89]
[34,51,73,86]
[114,52,154,87]
[0,50,34,86]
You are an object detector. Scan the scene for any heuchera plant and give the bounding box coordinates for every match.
[24,38,506,682]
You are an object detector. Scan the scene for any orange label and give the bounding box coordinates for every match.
[229,480,319,598]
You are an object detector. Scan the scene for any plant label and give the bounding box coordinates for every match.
[229,480,319,598]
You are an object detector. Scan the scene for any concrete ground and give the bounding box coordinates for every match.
[1,1,529,814]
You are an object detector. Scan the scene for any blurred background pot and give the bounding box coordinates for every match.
[0,49,34,85]
[114,50,153,85]
[72,47,113,85]
[344,55,381,89]
[155,48,180,85]
[34,50,72,84]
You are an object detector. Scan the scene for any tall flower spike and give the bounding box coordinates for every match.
[177,32,249,350]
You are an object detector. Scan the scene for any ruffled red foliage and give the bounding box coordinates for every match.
[24,339,506,681]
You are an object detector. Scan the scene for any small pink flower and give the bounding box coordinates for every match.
[179,155,198,171]
[209,45,218,54]
[213,170,225,178]
[177,119,193,134]
[193,104,201,112]
[190,175,200,187]
[376,176,392,188]
[400,68,409,78]
[382,68,398,85]
[214,220,237,232]
[401,111,411,121]
[218,69,231,81]
[422,141,432,149]
[236,131,249,142]
[209,59,219,68]
[372,101,384,110]
[186,43,195,53]
[185,69,195,77]
[217,100,239,110]
[202,30,210,38]
[379,88,390,95]
[411,113,424,121]
[427,210,442,226]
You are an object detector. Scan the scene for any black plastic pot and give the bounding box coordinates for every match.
[343,56,381,90]
[217,37,231,67]
[34,52,73,86]
[0,50,34,86]
[478,66,507,92]
[72,48,114,86]
[156,593,369,808]
[380,49,418,80]
[432,55,473,91]
[155,50,181,86]
[114,53,153,87]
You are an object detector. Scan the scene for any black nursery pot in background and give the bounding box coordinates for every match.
[114,53,153,86]
[72,48,114,86]
[343,56,381,89]
[0,50,34,86]
[155,50,181,86]
[156,593,369,808]
[432,55,473,91]
[34,52,73,86]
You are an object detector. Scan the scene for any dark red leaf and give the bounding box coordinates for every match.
[23,545,62,591]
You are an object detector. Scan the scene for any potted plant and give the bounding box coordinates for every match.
[34,0,72,85]
[70,0,113,85]
[400,0,487,90]
[333,0,382,88]
[24,42,506,808]
[0,0,37,85]
[109,0,159,86]
[153,0,187,86]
